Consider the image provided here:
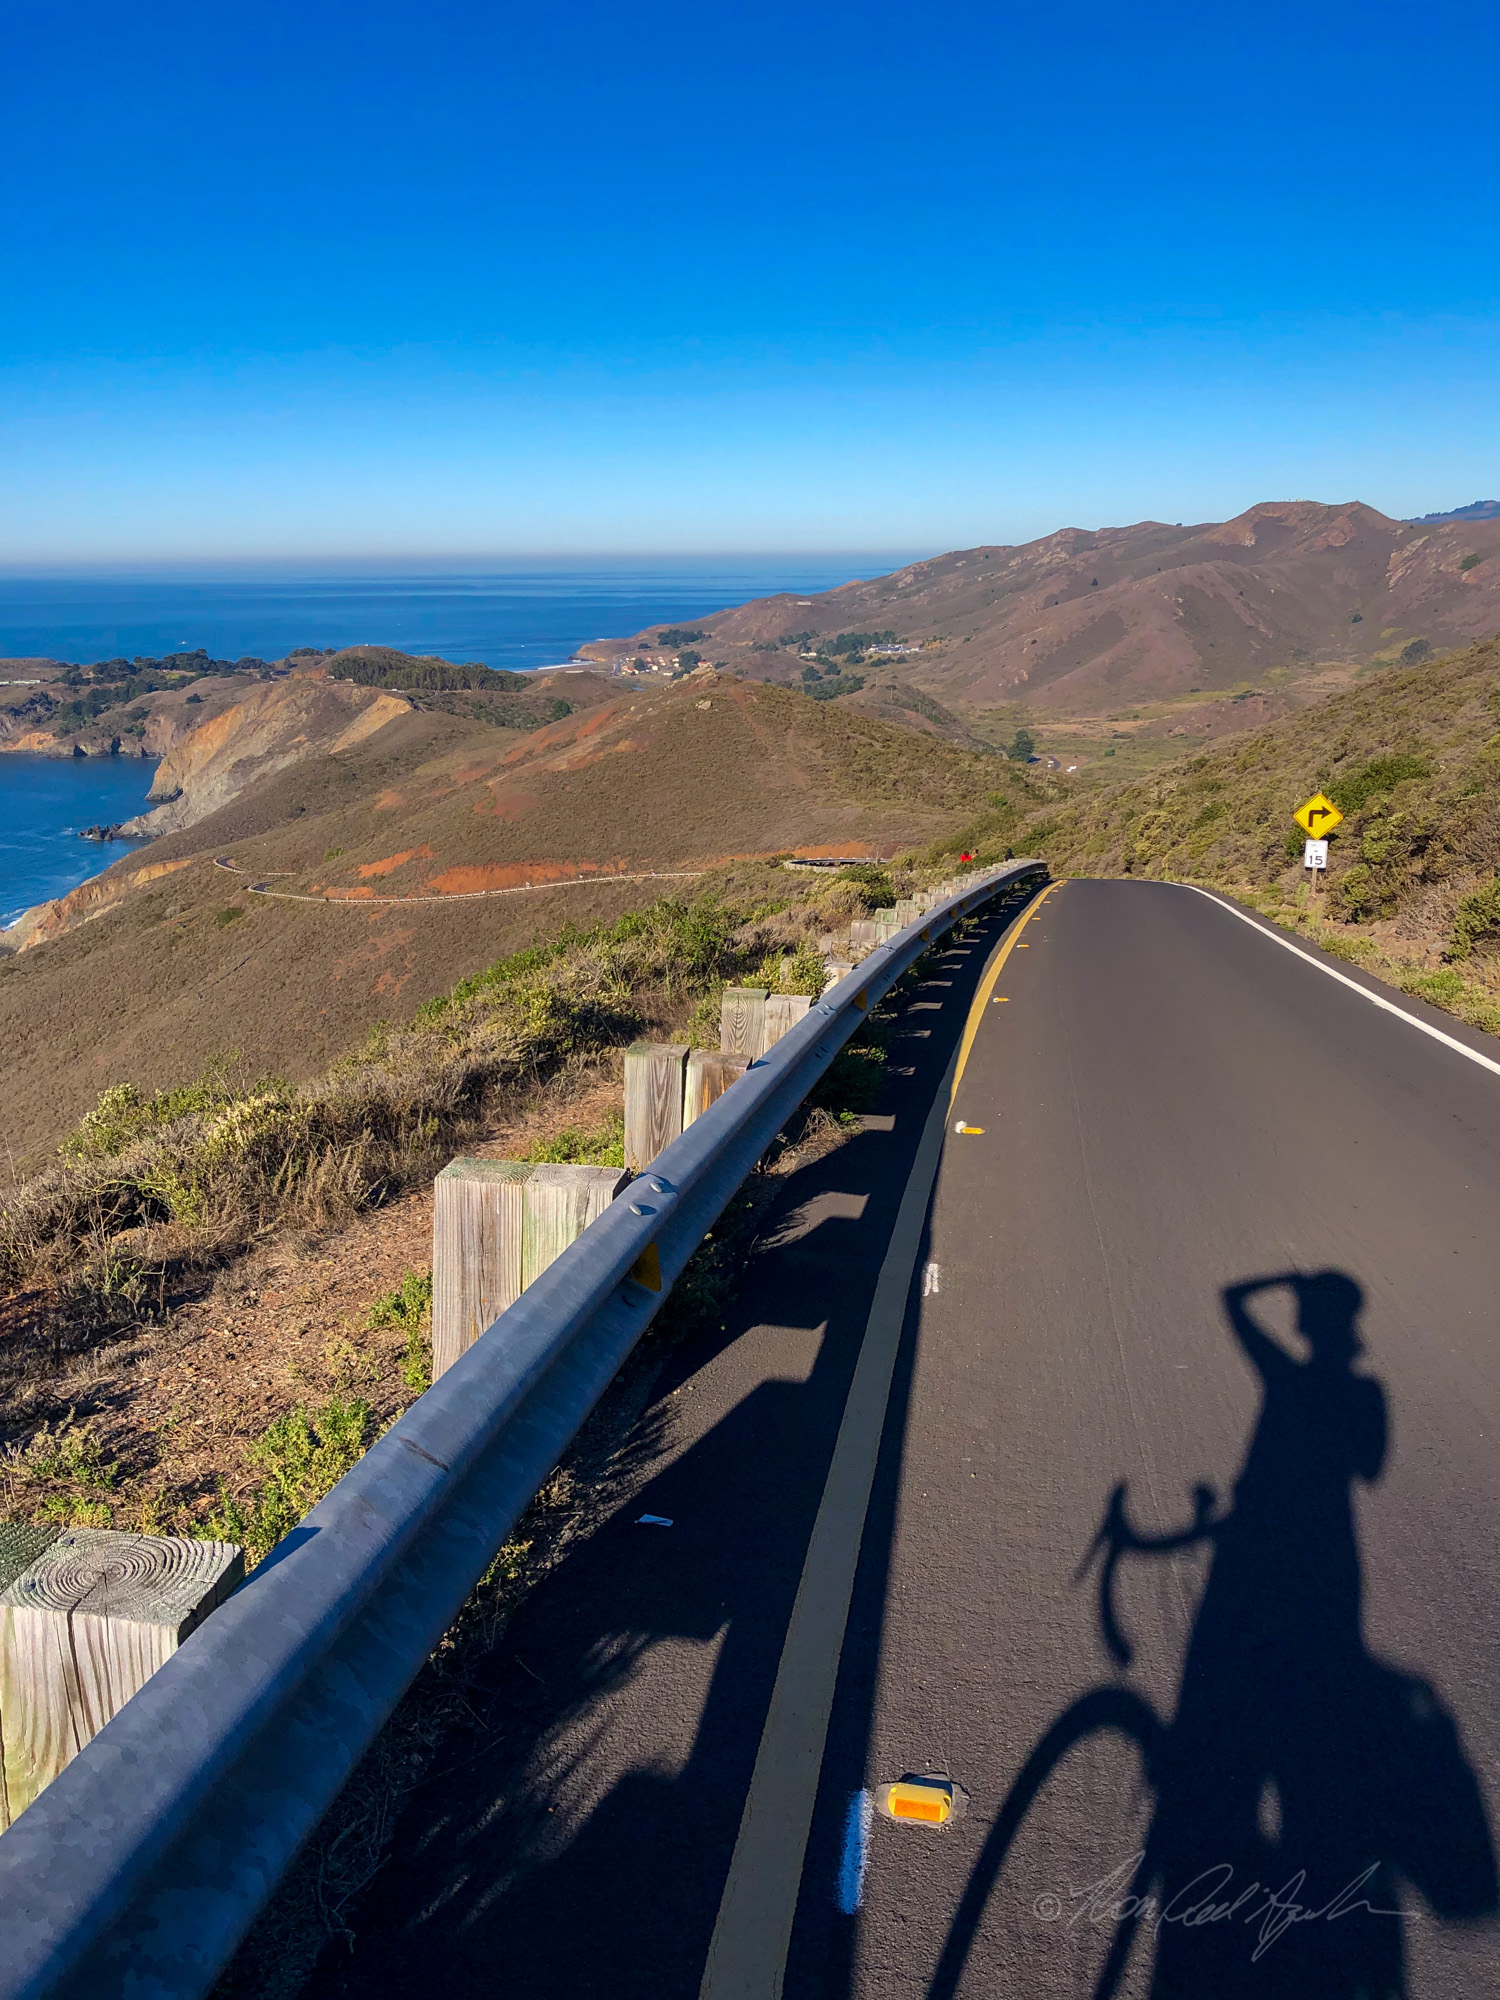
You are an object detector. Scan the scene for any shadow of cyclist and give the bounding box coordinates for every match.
[933,1270,1497,2000]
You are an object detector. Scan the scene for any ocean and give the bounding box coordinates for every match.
[0,558,916,672]
[0,756,154,925]
[0,556,916,922]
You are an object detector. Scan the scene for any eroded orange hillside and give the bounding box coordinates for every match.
[0,671,1003,1158]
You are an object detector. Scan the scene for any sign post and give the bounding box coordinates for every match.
[1293,794,1343,897]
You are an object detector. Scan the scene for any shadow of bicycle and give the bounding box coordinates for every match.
[930,1270,1498,1999]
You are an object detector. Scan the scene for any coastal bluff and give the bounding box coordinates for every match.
[118,673,408,838]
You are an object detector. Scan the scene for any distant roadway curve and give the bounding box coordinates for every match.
[212,856,705,905]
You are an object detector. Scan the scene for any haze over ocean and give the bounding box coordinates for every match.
[0,559,914,671]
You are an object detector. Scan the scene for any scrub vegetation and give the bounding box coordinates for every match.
[1011,632,1500,1032]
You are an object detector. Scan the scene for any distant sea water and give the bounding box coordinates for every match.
[0,756,155,925]
[0,556,919,924]
[0,557,919,672]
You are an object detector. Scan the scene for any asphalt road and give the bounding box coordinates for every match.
[309,878,1500,2000]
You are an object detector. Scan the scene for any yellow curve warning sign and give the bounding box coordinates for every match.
[1293,792,1344,837]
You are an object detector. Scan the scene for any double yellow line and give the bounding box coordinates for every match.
[949,880,1060,1106]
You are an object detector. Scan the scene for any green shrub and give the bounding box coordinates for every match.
[1328,753,1431,817]
[1449,878,1500,959]
[38,1495,112,1527]
[5,1413,119,1489]
[1460,553,1484,573]
[834,865,895,909]
[366,1269,434,1392]
[523,1112,626,1168]
[1336,862,1376,921]
[1406,969,1466,1004]
[60,1061,243,1161]
[205,1396,375,1564]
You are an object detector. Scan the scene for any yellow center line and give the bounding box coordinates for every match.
[949,881,1059,1108]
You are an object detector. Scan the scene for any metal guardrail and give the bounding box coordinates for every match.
[0,858,1046,2000]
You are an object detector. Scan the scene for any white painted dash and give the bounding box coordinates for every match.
[837,1789,873,1914]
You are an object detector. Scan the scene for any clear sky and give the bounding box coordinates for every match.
[4,0,1497,560]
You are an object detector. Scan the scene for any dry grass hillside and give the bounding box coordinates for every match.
[1011,632,1500,1033]
[580,501,1500,754]
[0,671,1010,1162]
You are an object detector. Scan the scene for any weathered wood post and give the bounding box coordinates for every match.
[763,993,812,1048]
[624,1042,689,1172]
[432,1159,534,1381]
[0,1526,242,1826]
[683,1050,750,1126]
[522,1165,632,1288]
[849,920,879,951]
[720,987,768,1061]
[822,959,853,993]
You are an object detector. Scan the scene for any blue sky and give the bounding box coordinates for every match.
[4,0,1497,559]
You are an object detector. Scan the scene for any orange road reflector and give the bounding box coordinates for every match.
[992,997,1009,1003]
[954,1121,985,1135]
[853,989,868,1012]
[630,1243,662,1292]
[882,1780,953,1825]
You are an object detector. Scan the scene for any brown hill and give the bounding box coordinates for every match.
[0,671,1008,1161]
[120,674,411,837]
[580,500,1500,720]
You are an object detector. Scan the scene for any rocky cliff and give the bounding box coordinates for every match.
[118,673,409,837]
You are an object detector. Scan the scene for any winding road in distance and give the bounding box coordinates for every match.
[311,878,1500,2000]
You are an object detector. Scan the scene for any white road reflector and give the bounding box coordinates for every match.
[922,1262,941,1296]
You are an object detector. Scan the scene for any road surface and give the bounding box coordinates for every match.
[308,878,1500,2000]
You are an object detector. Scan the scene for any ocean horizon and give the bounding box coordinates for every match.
[0,556,916,922]
[0,555,921,672]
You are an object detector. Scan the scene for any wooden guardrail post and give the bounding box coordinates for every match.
[764,993,812,1049]
[822,959,853,993]
[684,1050,750,1126]
[432,1160,534,1380]
[522,1165,632,1287]
[849,920,878,950]
[0,1527,242,1826]
[720,987,768,1060]
[624,1042,689,1172]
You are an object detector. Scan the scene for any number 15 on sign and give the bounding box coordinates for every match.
[1304,839,1328,872]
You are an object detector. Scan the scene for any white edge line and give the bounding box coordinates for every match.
[836,1789,872,1915]
[1181,884,1500,1082]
